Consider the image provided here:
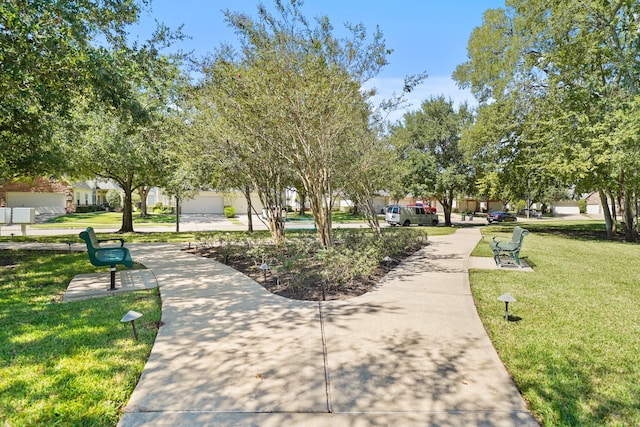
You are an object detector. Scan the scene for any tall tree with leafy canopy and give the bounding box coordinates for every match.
[0,0,179,180]
[198,0,398,248]
[454,0,640,240]
[188,74,293,245]
[392,97,473,227]
[68,56,188,233]
[339,123,395,237]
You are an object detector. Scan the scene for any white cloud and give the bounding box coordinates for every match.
[366,75,477,123]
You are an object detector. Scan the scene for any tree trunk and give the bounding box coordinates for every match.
[439,192,454,227]
[623,185,637,242]
[255,189,285,246]
[265,212,284,246]
[243,186,253,233]
[363,197,382,238]
[138,185,150,217]
[120,186,134,233]
[599,188,614,240]
[607,188,618,234]
[175,196,180,233]
[309,190,333,248]
[299,191,306,215]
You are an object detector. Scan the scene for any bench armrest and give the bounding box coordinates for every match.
[98,237,125,247]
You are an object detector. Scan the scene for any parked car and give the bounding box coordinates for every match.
[486,211,517,223]
[386,205,439,226]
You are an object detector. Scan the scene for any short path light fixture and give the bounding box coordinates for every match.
[260,263,269,283]
[65,241,73,251]
[497,293,517,321]
[121,310,143,340]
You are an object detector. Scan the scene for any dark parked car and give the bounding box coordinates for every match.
[486,211,517,223]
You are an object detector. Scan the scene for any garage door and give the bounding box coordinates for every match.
[7,192,66,215]
[181,192,224,214]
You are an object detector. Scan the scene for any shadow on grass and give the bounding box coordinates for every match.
[486,221,632,243]
[0,250,161,426]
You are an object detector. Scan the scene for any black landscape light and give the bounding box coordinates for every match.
[497,293,517,321]
[121,310,143,340]
[260,263,269,282]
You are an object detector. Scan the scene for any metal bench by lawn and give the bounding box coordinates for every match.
[489,226,529,269]
[79,227,133,290]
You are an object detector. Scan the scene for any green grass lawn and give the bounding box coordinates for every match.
[5,220,634,425]
[32,212,176,228]
[39,211,377,228]
[472,221,640,426]
[0,250,161,426]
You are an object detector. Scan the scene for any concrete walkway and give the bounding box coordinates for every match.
[117,228,538,426]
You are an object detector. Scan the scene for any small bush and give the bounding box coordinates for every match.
[106,190,121,210]
[224,206,236,218]
[578,199,587,214]
[75,206,102,213]
[379,228,428,258]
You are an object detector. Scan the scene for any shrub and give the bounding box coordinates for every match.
[75,206,101,213]
[578,199,587,214]
[379,228,428,258]
[316,246,380,290]
[223,206,236,218]
[106,190,121,210]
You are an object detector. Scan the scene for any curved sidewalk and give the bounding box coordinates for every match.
[119,228,538,426]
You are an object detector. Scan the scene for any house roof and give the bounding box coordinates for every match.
[72,180,122,191]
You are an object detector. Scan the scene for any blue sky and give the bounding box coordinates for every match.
[133,0,505,119]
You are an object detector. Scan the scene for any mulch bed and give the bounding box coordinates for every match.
[186,245,424,301]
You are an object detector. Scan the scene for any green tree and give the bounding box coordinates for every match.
[0,0,174,180]
[198,0,394,248]
[70,105,164,232]
[340,126,394,237]
[454,0,640,240]
[187,80,292,244]
[392,97,473,226]
[70,59,188,233]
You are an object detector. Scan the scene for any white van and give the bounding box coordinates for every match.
[385,205,439,227]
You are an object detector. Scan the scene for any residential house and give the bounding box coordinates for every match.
[72,180,121,211]
[584,191,603,215]
[0,177,73,214]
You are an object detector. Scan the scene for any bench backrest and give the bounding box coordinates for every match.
[510,226,529,246]
[79,228,99,253]
[83,227,101,248]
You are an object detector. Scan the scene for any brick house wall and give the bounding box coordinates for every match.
[0,177,75,212]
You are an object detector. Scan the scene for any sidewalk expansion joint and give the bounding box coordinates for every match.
[318,301,333,414]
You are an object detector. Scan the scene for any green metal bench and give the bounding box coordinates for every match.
[489,226,529,269]
[79,227,133,290]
